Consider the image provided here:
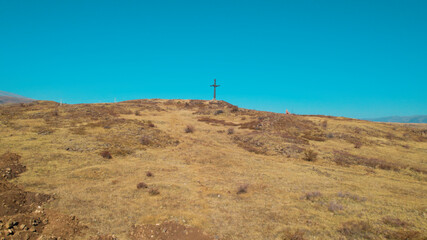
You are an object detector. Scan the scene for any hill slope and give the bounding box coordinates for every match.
[0,100,426,239]
[366,115,427,123]
[0,90,34,104]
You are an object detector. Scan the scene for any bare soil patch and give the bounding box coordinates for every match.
[130,221,213,240]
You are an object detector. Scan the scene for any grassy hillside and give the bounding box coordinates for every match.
[0,100,426,239]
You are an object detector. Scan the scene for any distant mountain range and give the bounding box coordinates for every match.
[365,115,427,123]
[0,90,34,104]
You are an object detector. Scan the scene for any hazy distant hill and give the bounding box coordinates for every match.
[365,115,427,123]
[0,90,34,104]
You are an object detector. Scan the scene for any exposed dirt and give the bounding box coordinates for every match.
[0,152,26,180]
[0,180,50,216]
[130,222,213,240]
[0,152,85,239]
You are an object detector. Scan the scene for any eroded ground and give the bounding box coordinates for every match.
[0,100,426,239]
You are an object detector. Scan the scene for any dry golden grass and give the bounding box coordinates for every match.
[0,99,426,239]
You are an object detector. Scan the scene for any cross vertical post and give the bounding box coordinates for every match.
[210,79,220,100]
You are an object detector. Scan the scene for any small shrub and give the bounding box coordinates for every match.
[237,184,249,194]
[302,149,318,162]
[36,126,55,135]
[230,107,239,113]
[382,216,409,228]
[333,151,401,171]
[135,111,141,116]
[137,182,148,189]
[100,150,112,159]
[185,125,195,133]
[384,229,420,240]
[328,201,344,213]
[140,135,152,145]
[301,191,322,201]
[214,110,224,115]
[337,192,367,202]
[354,141,363,149]
[146,171,153,177]
[148,188,160,195]
[321,120,328,129]
[338,221,375,239]
[281,229,306,240]
[227,128,234,135]
[147,120,155,127]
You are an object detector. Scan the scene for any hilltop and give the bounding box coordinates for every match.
[0,91,34,105]
[0,99,426,239]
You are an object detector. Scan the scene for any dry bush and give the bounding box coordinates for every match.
[227,128,234,135]
[230,106,239,113]
[337,192,367,202]
[301,191,322,201]
[214,110,224,115]
[338,221,376,239]
[328,201,343,213]
[147,120,155,127]
[281,229,306,240]
[354,141,363,149]
[34,126,55,135]
[135,111,141,116]
[233,135,268,155]
[333,151,401,171]
[140,135,152,146]
[146,171,153,177]
[302,149,318,162]
[184,125,195,133]
[321,120,328,129]
[384,229,420,240]
[237,184,249,194]
[137,182,148,189]
[198,117,238,126]
[148,188,160,195]
[110,147,134,156]
[382,216,410,228]
[100,151,112,159]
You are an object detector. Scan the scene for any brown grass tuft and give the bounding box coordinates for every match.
[100,151,112,159]
[146,171,153,177]
[384,229,420,240]
[328,201,343,213]
[301,191,322,201]
[184,125,195,133]
[382,216,410,228]
[227,128,234,135]
[337,192,367,202]
[333,151,401,171]
[237,184,249,194]
[302,149,318,162]
[338,221,375,239]
[137,182,148,189]
[281,229,306,240]
[148,188,160,195]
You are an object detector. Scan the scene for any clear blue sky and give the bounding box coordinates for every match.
[1,0,426,118]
